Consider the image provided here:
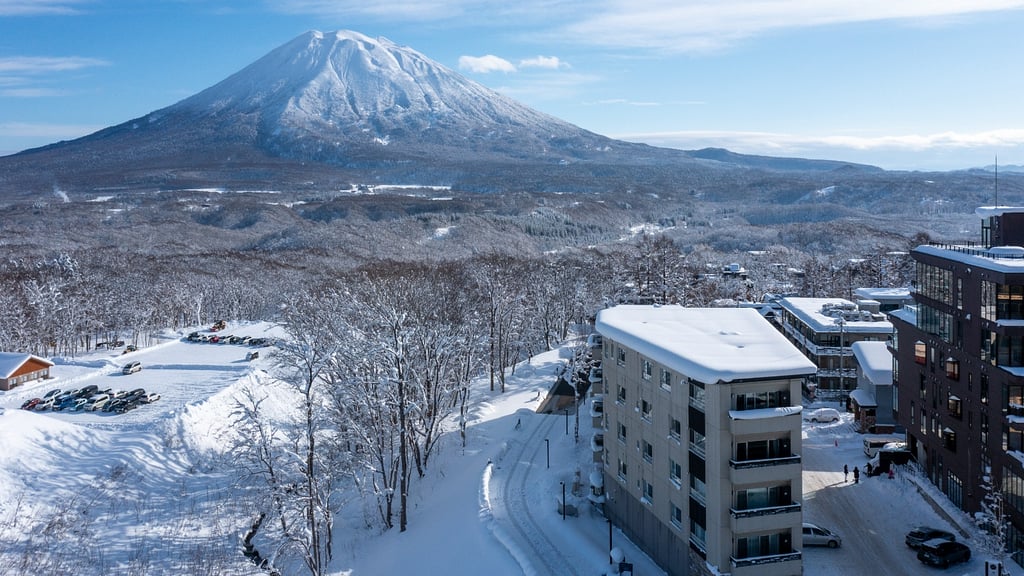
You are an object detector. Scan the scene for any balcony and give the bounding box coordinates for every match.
[730,455,801,484]
[731,551,801,572]
[730,502,801,533]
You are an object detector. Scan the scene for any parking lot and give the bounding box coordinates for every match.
[801,415,988,575]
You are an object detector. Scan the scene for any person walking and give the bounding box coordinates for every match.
[853,466,860,484]
[843,464,849,482]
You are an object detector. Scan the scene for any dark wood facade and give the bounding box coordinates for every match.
[891,208,1024,567]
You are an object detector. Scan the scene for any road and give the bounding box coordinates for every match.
[802,422,983,575]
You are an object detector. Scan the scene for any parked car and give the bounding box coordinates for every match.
[917,539,970,567]
[76,384,99,398]
[187,331,201,342]
[35,396,56,411]
[86,394,110,411]
[123,344,138,353]
[802,523,842,548]
[142,393,161,403]
[806,408,840,423]
[20,398,41,410]
[70,397,89,411]
[122,361,142,375]
[906,526,956,549]
[211,320,227,331]
[42,388,62,400]
[116,400,140,414]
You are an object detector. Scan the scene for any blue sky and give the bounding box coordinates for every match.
[2,1,1024,171]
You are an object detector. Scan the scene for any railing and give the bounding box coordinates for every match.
[928,241,1024,260]
[731,551,801,569]
[730,455,802,469]
[730,502,801,519]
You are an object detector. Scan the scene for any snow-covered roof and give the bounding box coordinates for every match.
[0,352,53,379]
[853,287,912,301]
[915,244,1024,272]
[976,206,1024,219]
[595,305,816,385]
[851,341,893,385]
[777,297,893,334]
[850,388,876,407]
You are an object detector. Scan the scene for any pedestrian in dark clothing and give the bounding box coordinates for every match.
[853,466,860,484]
[843,464,849,482]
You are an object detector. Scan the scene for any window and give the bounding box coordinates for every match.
[735,437,791,462]
[640,399,652,421]
[1007,384,1024,418]
[943,427,957,452]
[734,389,791,411]
[945,358,960,380]
[920,409,927,435]
[642,440,653,463]
[617,423,627,442]
[689,473,706,502]
[981,372,989,404]
[735,531,792,559]
[670,459,682,485]
[689,428,706,457]
[660,369,672,391]
[617,385,626,404]
[616,347,626,366]
[670,418,682,440]
[689,380,706,410]
[642,479,654,502]
[671,503,683,529]
[947,394,962,419]
[914,341,926,365]
[617,458,628,480]
[642,359,653,380]
[735,484,791,511]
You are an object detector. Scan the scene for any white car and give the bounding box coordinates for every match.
[807,408,840,423]
[803,523,842,548]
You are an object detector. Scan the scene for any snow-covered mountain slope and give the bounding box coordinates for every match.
[0,30,707,197]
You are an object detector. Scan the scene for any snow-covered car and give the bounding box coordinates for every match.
[122,361,142,375]
[141,393,160,404]
[806,408,840,423]
[916,539,970,567]
[905,526,955,549]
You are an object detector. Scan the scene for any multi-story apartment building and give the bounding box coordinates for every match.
[889,206,1024,567]
[595,305,815,576]
[776,297,893,401]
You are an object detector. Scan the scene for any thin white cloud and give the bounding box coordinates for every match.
[266,1,1024,53]
[458,55,516,73]
[0,56,108,73]
[615,128,1024,154]
[0,87,63,97]
[518,56,566,70]
[0,121,100,138]
[559,0,1024,52]
[0,0,89,16]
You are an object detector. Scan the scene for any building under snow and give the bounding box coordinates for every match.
[595,305,815,576]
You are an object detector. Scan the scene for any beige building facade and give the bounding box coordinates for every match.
[596,305,815,576]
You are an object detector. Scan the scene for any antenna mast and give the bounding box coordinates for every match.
[995,154,999,207]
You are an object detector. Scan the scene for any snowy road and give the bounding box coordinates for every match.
[802,419,984,576]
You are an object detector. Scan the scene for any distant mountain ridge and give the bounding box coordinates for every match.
[0,30,878,198]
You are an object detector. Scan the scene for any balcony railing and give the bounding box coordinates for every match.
[730,502,801,519]
[730,455,802,469]
[731,551,801,569]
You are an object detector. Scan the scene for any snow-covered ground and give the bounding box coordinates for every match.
[0,325,1019,575]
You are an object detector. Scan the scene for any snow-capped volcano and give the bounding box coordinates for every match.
[184,30,595,151]
[0,29,700,196]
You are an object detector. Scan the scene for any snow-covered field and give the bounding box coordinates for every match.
[0,325,1018,575]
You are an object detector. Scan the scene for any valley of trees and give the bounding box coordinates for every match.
[0,182,947,575]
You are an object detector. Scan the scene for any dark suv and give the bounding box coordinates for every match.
[905,526,955,549]
[917,539,970,568]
